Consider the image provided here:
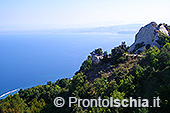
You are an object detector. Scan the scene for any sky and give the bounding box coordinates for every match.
[0,0,170,30]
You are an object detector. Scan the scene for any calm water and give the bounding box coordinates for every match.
[0,33,135,95]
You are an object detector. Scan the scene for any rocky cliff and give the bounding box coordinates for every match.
[129,22,169,53]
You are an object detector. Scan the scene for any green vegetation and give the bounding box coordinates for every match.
[156,32,170,48]
[0,25,170,113]
[156,23,170,48]
[90,48,103,56]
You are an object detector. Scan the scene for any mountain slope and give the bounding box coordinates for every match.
[0,22,170,113]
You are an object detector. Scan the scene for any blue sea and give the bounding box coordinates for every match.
[0,33,135,96]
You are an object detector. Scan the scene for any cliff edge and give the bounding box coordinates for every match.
[129,22,169,53]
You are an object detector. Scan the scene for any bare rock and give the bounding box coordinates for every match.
[158,24,169,36]
[91,55,103,64]
[129,22,169,53]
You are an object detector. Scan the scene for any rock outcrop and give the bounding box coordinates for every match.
[129,22,169,53]
[91,54,103,64]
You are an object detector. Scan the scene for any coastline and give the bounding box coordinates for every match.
[0,88,20,99]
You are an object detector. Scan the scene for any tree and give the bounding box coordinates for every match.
[0,94,28,113]
[90,48,103,56]
[102,51,109,63]
[94,77,108,96]
[80,56,92,72]
[111,42,128,64]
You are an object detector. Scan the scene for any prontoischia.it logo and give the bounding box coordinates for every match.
[54,96,160,108]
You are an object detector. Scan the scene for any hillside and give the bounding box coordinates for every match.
[0,22,170,113]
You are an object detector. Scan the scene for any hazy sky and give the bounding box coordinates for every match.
[0,0,170,29]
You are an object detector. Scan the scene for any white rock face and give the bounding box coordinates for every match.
[158,25,169,36]
[129,22,169,53]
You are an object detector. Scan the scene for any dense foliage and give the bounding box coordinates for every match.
[0,26,170,113]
